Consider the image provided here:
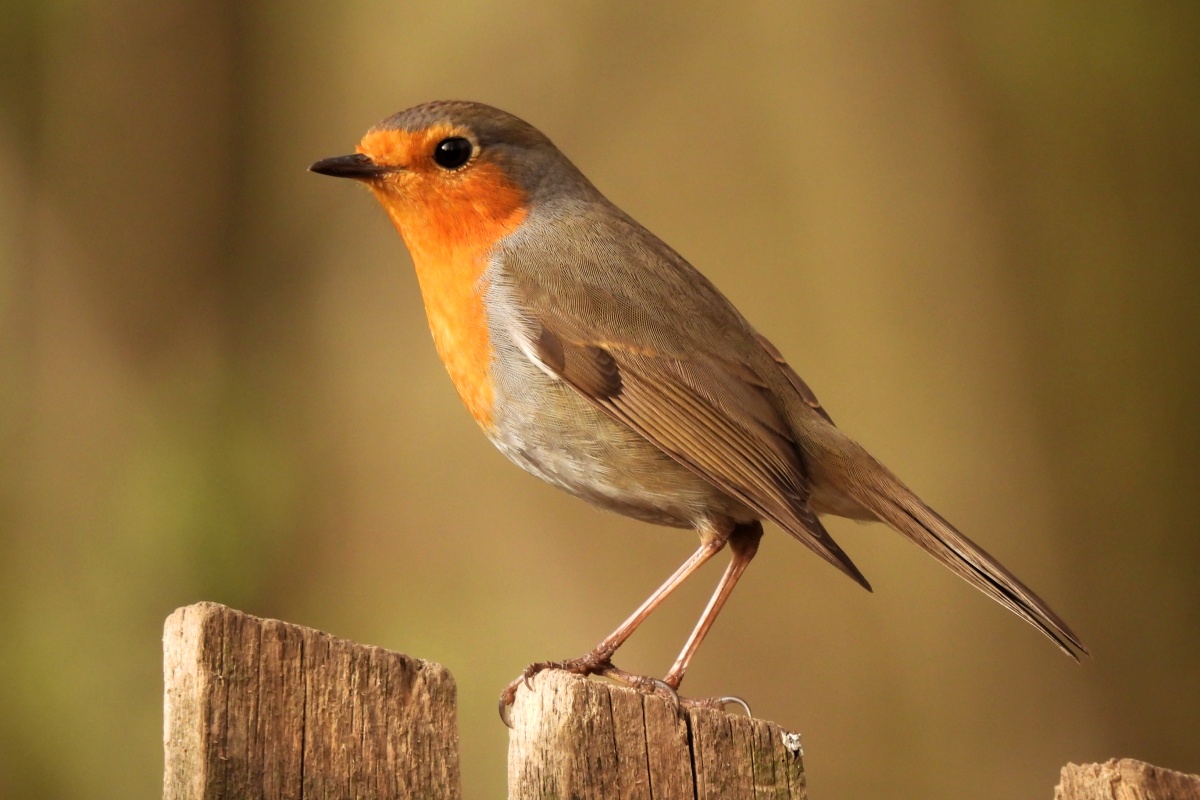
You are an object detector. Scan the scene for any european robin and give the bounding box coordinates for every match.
[311,100,1086,721]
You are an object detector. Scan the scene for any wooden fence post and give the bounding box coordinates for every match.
[1055,759,1200,800]
[507,669,807,799]
[162,602,461,799]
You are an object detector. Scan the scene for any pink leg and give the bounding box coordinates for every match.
[590,535,728,660]
[499,534,728,723]
[663,521,763,690]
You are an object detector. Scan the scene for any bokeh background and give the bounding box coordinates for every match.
[2,2,1198,798]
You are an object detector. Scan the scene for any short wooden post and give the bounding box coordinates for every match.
[1055,759,1200,799]
[507,669,807,799]
[163,602,461,800]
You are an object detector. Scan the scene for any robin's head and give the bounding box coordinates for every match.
[311,101,594,238]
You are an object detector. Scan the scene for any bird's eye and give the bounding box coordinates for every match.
[433,137,473,169]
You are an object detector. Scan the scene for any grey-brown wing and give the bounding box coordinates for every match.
[534,323,870,590]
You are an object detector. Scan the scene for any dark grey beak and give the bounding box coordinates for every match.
[309,153,390,179]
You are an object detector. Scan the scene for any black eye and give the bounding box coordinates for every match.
[433,137,473,169]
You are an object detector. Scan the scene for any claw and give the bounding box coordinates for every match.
[498,694,514,729]
[676,693,753,717]
[498,672,527,728]
[717,695,752,718]
[650,677,679,702]
[648,677,682,714]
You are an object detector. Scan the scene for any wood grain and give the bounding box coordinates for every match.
[507,669,807,799]
[163,602,460,799]
[1055,758,1200,800]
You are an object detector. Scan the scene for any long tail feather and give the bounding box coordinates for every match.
[813,428,1088,659]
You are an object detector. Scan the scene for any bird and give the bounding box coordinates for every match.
[310,100,1087,722]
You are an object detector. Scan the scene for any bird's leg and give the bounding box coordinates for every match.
[585,522,764,719]
[663,520,763,691]
[588,535,729,664]
[499,535,727,723]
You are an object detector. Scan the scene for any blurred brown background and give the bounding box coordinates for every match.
[2,2,1198,798]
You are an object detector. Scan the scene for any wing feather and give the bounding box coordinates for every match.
[535,323,869,589]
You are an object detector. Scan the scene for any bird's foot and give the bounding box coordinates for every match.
[596,663,682,710]
[497,654,753,727]
[498,650,617,727]
[601,665,752,718]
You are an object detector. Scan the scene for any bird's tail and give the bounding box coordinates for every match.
[808,425,1089,660]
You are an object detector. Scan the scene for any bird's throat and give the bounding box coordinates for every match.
[371,176,526,431]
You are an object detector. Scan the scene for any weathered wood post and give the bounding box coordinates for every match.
[1055,759,1200,800]
[507,669,808,799]
[163,602,461,799]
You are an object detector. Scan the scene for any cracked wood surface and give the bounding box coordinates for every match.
[163,602,460,800]
[507,669,807,799]
[1055,759,1200,800]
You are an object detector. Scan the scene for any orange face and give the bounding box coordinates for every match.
[355,125,528,431]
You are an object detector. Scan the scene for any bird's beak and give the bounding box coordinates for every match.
[309,153,392,180]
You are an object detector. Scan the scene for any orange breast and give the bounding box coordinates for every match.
[364,147,527,431]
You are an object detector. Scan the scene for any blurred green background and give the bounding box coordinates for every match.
[2,2,1198,798]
